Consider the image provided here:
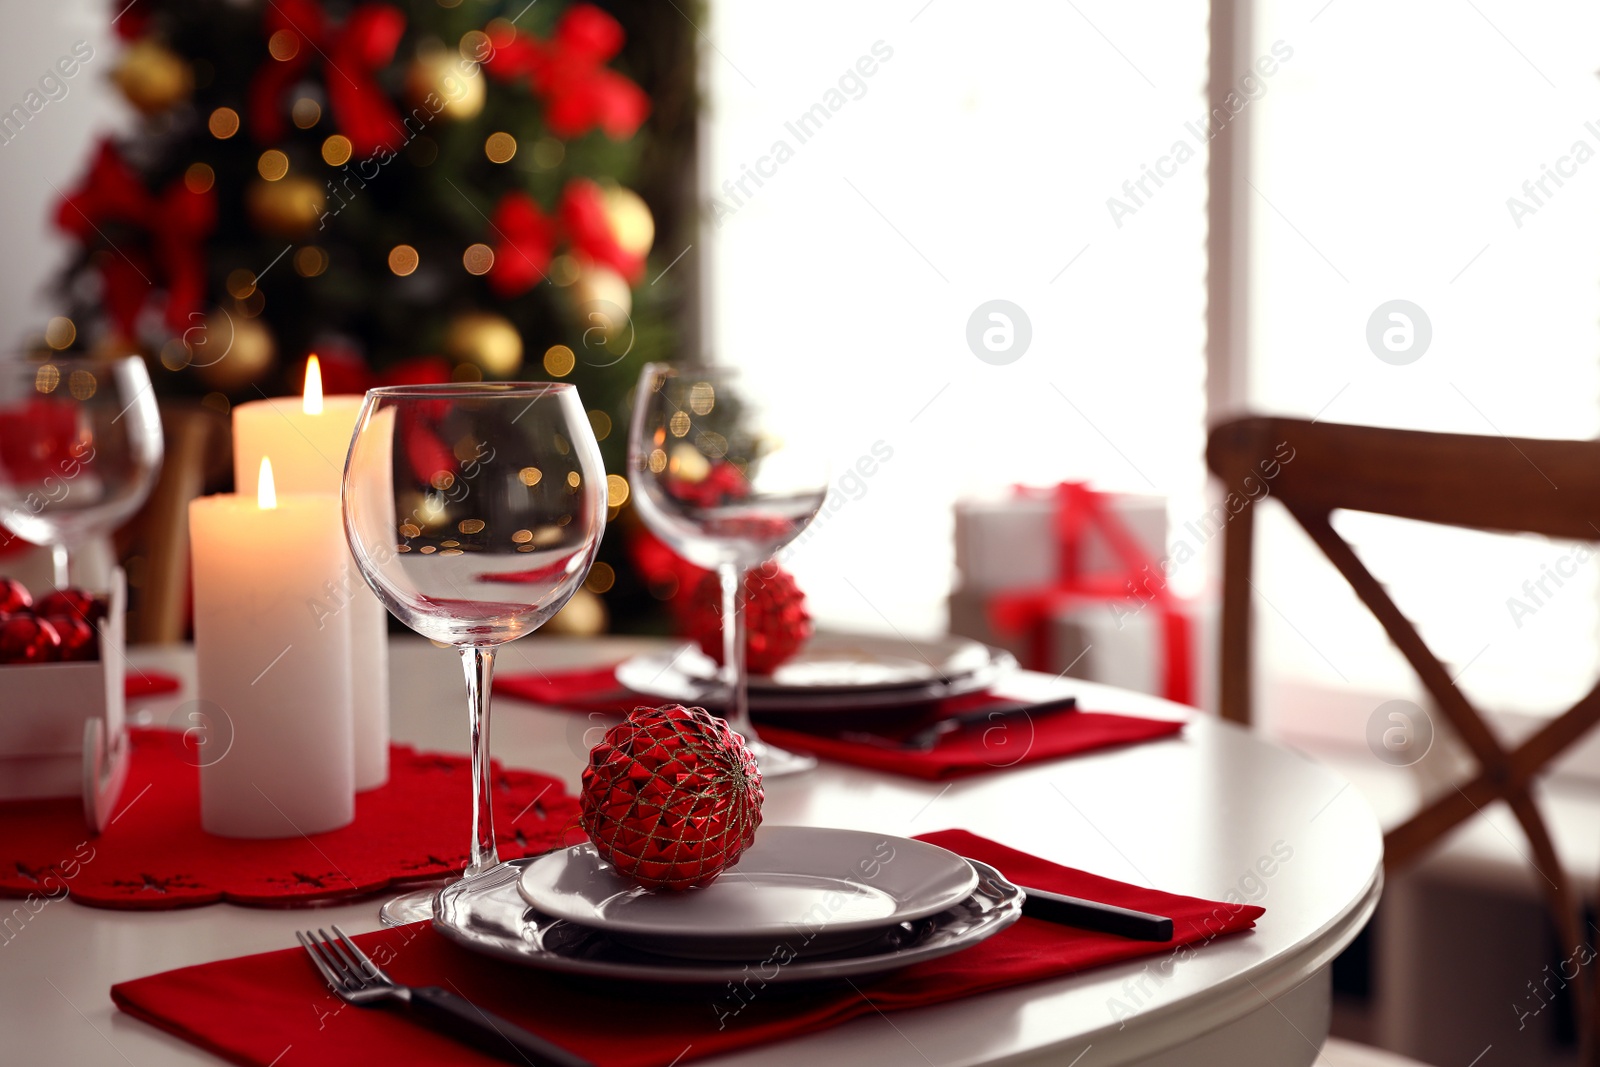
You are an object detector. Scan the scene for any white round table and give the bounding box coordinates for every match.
[2,637,1382,1067]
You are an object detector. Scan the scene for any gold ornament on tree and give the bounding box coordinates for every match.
[445,312,523,376]
[542,587,607,636]
[246,176,326,239]
[569,263,632,340]
[601,185,654,260]
[404,49,485,121]
[112,40,194,114]
[186,311,276,392]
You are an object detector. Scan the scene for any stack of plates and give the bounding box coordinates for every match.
[614,635,1018,714]
[432,827,1024,984]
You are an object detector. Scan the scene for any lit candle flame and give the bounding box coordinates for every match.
[302,354,323,416]
[258,457,277,510]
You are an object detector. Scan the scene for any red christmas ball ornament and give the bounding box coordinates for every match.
[687,565,812,675]
[0,615,61,664]
[35,588,102,622]
[0,577,33,615]
[579,704,763,890]
[43,615,97,661]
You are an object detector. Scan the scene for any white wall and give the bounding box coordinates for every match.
[0,1,126,351]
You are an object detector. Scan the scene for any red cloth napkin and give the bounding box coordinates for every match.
[112,829,1264,1067]
[125,671,182,698]
[0,728,582,909]
[496,666,1186,780]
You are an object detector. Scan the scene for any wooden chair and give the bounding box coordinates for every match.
[1207,415,1600,1062]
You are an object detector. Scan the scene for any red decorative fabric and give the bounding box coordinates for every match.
[54,139,218,333]
[487,191,554,296]
[0,728,580,909]
[482,3,650,140]
[248,0,407,156]
[110,830,1264,1067]
[494,665,1186,780]
[125,671,181,698]
[988,482,1196,705]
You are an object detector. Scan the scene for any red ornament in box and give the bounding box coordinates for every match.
[36,588,102,623]
[579,704,763,890]
[687,564,811,675]
[44,615,97,662]
[0,616,62,664]
[0,577,32,615]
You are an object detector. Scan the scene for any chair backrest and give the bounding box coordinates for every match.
[1207,415,1600,1058]
[1206,416,1600,724]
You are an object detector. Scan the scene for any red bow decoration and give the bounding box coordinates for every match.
[248,0,406,157]
[55,140,216,335]
[559,178,644,282]
[484,3,649,140]
[988,483,1195,707]
[488,192,555,297]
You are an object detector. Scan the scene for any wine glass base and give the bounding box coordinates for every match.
[378,882,449,927]
[745,738,817,778]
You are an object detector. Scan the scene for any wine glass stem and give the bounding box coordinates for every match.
[50,543,70,589]
[718,562,759,742]
[460,644,500,878]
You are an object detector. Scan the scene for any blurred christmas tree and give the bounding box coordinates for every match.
[50,0,699,631]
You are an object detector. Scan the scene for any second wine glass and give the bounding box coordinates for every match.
[343,382,606,924]
[628,363,828,777]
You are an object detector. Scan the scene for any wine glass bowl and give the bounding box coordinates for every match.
[0,356,163,585]
[628,364,828,777]
[344,384,606,647]
[342,382,606,925]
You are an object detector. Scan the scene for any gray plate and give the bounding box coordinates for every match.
[515,828,979,961]
[615,639,1016,713]
[433,858,1023,985]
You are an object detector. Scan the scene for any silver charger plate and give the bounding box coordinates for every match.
[615,638,1016,713]
[433,857,1023,985]
[516,827,979,960]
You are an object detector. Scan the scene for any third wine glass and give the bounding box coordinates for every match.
[628,363,828,777]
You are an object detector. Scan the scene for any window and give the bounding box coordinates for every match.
[1248,0,1600,719]
[704,1,1211,634]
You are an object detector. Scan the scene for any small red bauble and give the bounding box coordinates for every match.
[35,588,101,622]
[0,577,32,615]
[687,565,812,675]
[0,615,61,664]
[43,614,96,661]
[579,704,763,890]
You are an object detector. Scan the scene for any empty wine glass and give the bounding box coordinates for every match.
[628,363,828,777]
[343,383,606,925]
[0,356,163,586]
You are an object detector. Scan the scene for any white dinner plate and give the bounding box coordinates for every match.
[516,826,979,960]
[434,856,1022,984]
[615,639,1016,713]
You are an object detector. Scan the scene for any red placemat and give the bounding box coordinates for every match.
[496,666,1186,779]
[112,830,1265,1067]
[0,728,581,909]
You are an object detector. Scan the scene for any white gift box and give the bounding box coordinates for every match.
[0,569,126,804]
[954,491,1169,593]
[948,586,1216,712]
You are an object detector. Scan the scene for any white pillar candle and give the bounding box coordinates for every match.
[232,357,390,790]
[190,459,355,838]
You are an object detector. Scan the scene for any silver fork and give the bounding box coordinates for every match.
[297,925,593,1067]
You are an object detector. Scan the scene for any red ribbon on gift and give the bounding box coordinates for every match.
[248,0,406,157]
[54,140,216,334]
[988,483,1194,707]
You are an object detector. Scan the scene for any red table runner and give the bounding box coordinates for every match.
[112,829,1265,1067]
[0,728,582,908]
[496,666,1186,779]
